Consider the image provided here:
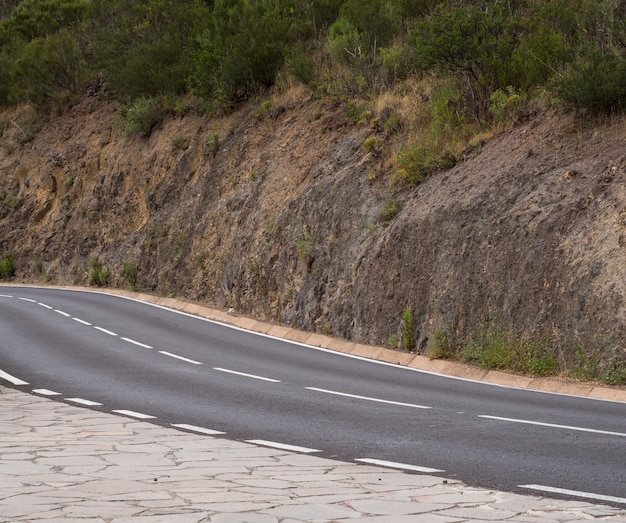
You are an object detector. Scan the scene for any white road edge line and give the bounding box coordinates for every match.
[72,317,92,326]
[171,423,226,435]
[32,389,61,396]
[55,309,71,317]
[479,415,626,437]
[519,484,626,505]
[245,439,321,453]
[306,387,431,410]
[214,367,280,383]
[66,398,103,406]
[122,337,153,349]
[37,302,53,309]
[0,369,28,386]
[94,326,118,336]
[113,409,156,419]
[356,458,445,473]
[159,351,202,365]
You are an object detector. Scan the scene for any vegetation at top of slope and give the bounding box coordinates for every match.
[0,0,625,115]
[1,0,625,193]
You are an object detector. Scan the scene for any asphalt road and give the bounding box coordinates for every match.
[1,286,624,506]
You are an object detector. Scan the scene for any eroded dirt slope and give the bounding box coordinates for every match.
[1,92,625,368]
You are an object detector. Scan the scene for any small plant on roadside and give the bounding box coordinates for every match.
[205,131,219,156]
[88,257,109,287]
[123,261,140,291]
[429,328,458,359]
[568,344,598,381]
[0,252,15,280]
[388,334,399,348]
[401,307,416,352]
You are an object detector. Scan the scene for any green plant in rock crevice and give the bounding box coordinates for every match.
[88,256,108,287]
[401,307,416,352]
[0,252,15,280]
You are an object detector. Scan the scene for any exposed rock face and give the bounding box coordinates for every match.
[1,94,625,366]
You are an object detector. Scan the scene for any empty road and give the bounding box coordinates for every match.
[1,286,624,506]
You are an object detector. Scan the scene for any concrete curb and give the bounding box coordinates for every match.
[4,284,626,403]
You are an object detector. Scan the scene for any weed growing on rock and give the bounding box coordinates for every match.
[0,253,15,280]
[401,307,416,352]
[88,257,108,287]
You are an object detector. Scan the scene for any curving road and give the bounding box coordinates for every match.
[1,286,625,506]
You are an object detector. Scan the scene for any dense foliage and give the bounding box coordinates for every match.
[1,0,626,115]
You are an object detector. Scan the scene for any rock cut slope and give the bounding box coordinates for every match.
[1,91,625,369]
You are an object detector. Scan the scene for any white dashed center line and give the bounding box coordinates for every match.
[72,317,92,326]
[37,302,53,309]
[159,351,202,365]
[94,326,117,336]
[214,367,280,383]
[121,337,153,349]
[306,387,431,409]
[54,309,71,317]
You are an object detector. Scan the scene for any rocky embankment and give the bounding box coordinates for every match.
[1,92,625,370]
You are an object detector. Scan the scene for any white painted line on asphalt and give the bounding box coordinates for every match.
[171,423,226,435]
[66,398,103,406]
[519,484,626,505]
[159,351,202,365]
[214,367,281,383]
[32,389,61,396]
[94,326,118,336]
[18,297,36,302]
[306,387,431,409]
[113,409,156,419]
[72,317,92,326]
[246,439,321,453]
[54,309,71,317]
[479,415,626,437]
[356,458,445,473]
[0,294,13,298]
[0,369,28,386]
[37,302,53,309]
[121,337,153,349]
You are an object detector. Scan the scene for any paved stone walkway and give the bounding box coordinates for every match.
[1,386,625,523]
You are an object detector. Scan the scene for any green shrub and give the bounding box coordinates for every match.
[0,252,15,279]
[568,344,598,381]
[88,256,108,286]
[460,321,557,376]
[118,97,164,137]
[551,49,626,113]
[123,260,139,291]
[173,137,189,150]
[401,307,415,352]
[378,197,401,223]
[205,131,219,156]
[601,357,626,386]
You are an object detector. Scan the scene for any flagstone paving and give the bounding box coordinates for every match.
[1,386,625,523]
